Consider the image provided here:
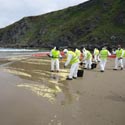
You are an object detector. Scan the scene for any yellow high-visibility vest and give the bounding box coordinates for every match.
[116,49,124,58]
[67,51,79,64]
[86,50,92,60]
[75,49,81,58]
[94,49,99,55]
[123,50,125,58]
[52,49,60,59]
[100,49,108,60]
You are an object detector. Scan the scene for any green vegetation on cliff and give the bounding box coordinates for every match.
[0,0,125,48]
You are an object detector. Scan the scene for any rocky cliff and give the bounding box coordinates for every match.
[0,0,125,48]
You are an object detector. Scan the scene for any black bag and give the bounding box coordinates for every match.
[77,69,84,77]
[91,63,97,69]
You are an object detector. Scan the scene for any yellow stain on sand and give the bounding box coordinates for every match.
[17,83,62,102]
[4,69,31,78]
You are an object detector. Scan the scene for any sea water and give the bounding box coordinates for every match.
[0,48,39,58]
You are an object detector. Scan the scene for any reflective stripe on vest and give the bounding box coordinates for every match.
[68,51,79,64]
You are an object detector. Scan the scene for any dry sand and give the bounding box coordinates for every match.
[0,56,125,125]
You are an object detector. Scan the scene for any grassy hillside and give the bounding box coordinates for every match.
[0,0,125,48]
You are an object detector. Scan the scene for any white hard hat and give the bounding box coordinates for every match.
[53,46,56,49]
[63,49,68,53]
[102,46,106,49]
[82,48,86,52]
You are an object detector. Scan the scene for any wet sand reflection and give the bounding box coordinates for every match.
[2,56,74,104]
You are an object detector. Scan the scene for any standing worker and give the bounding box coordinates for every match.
[50,47,62,72]
[82,49,92,69]
[63,49,79,80]
[75,48,81,60]
[93,48,100,63]
[113,45,124,70]
[82,47,87,64]
[99,47,111,72]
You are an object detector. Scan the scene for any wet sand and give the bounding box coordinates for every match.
[0,56,125,125]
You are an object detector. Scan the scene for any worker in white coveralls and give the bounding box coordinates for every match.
[99,47,111,72]
[75,48,81,60]
[82,48,92,69]
[113,45,124,70]
[93,48,100,63]
[63,49,79,80]
[50,47,62,72]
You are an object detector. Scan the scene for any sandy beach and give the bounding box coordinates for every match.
[0,55,125,125]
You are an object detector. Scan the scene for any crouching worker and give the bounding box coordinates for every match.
[50,47,62,72]
[63,49,79,80]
